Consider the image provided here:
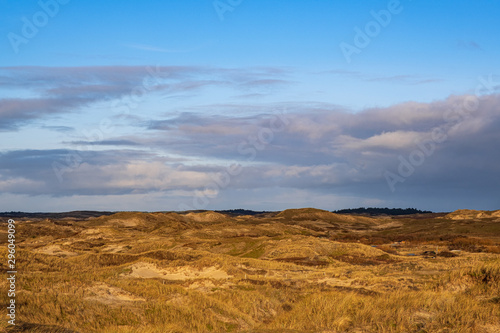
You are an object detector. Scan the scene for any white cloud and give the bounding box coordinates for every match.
[337,131,425,151]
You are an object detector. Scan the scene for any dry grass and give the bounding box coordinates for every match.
[1,209,499,332]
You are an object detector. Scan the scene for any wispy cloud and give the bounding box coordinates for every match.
[0,66,290,130]
[457,40,482,50]
[124,42,211,53]
[319,69,443,85]
[65,140,141,147]
[366,75,444,85]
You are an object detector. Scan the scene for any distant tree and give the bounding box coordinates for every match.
[216,209,272,216]
[333,207,432,216]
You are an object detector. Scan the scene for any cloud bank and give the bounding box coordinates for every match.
[1,66,499,211]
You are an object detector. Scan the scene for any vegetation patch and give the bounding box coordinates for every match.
[2,208,500,332]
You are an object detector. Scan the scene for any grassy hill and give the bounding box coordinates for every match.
[1,209,499,332]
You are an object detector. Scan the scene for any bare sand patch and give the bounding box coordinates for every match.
[316,277,353,287]
[125,262,232,280]
[35,245,78,257]
[479,324,500,333]
[101,244,128,253]
[85,282,145,305]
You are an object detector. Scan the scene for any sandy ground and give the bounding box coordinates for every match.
[35,244,78,257]
[85,282,146,305]
[101,244,128,253]
[124,261,232,280]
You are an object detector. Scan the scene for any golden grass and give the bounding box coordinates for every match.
[1,210,500,332]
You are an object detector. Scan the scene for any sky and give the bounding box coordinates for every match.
[0,0,499,212]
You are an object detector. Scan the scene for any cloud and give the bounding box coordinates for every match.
[0,66,291,131]
[0,97,80,130]
[41,125,75,133]
[1,64,499,212]
[123,42,212,53]
[366,75,444,85]
[0,149,217,196]
[457,40,482,50]
[65,140,141,147]
[81,94,500,181]
[334,130,425,151]
[320,69,443,85]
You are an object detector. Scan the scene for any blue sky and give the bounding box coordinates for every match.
[0,0,499,212]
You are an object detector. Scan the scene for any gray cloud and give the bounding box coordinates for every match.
[0,97,79,130]
[0,149,205,196]
[41,125,75,133]
[0,93,489,211]
[0,66,291,131]
[66,140,141,147]
[1,65,499,211]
